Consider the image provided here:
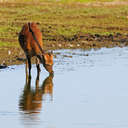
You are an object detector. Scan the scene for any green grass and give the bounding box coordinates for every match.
[1,0,128,48]
[56,0,114,3]
[3,0,115,2]
[0,41,18,47]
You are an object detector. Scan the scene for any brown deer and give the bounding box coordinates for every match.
[18,22,53,77]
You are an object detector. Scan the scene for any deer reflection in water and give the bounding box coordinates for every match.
[19,71,54,114]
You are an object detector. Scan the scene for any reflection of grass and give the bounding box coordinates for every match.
[0,0,128,48]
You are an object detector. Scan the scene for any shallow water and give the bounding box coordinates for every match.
[1,47,128,128]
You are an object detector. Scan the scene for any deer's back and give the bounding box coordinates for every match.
[19,23,43,57]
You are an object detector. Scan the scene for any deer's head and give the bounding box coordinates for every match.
[42,52,54,75]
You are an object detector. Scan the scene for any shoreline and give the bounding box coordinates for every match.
[1,1,128,67]
[1,33,128,67]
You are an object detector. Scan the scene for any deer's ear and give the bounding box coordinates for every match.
[43,54,48,61]
[49,53,53,60]
[48,51,53,56]
[50,51,53,54]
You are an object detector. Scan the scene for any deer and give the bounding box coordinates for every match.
[18,22,53,78]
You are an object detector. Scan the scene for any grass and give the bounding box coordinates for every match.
[0,0,128,48]
[1,0,115,2]
[0,41,17,47]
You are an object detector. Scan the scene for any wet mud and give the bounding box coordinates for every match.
[1,33,128,67]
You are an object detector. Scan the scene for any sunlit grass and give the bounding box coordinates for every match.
[1,0,115,2]
[0,0,128,47]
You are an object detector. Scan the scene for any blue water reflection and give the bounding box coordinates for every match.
[0,47,128,128]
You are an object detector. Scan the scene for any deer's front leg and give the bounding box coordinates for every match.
[25,59,29,83]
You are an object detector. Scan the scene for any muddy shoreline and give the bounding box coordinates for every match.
[1,33,128,68]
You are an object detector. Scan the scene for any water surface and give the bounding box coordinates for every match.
[1,47,128,128]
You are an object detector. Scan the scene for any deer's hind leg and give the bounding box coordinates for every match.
[36,57,41,73]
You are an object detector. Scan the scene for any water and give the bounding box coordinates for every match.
[1,47,128,128]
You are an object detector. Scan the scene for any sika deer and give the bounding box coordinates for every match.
[18,22,53,77]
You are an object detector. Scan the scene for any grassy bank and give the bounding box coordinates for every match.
[1,0,128,47]
[1,0,128,65]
